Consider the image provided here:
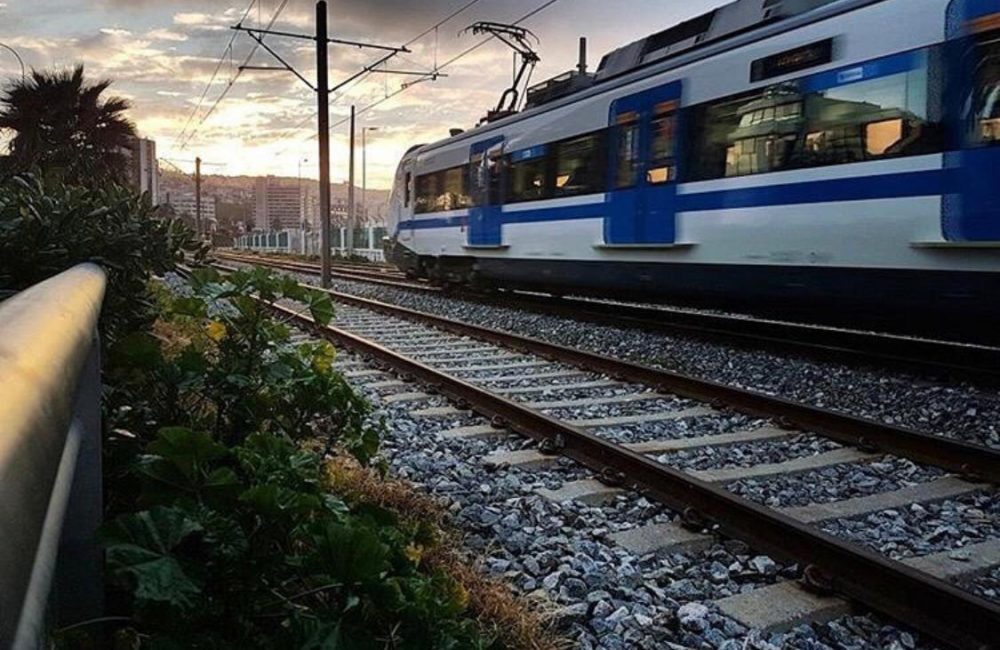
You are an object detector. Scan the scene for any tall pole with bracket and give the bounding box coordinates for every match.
[316,1,332,287]
[195,156,203,240]
[232,1,410,288]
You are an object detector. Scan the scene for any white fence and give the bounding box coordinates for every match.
[234,226,388,263]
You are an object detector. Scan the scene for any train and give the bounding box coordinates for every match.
[384,0,1000,338]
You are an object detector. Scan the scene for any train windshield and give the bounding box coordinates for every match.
[966,30,1000,145]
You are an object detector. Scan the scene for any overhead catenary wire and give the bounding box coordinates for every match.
[268,0,489,160]
[178,0,291,151]
[282,0,561,156]
[325,0,563,133]
[175,0,258,145]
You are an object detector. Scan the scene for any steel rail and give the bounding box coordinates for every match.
[266,300,1000,650]
[190,261,1000,648]
[215,252,434,292]
[212,261,1000,482]
[213,259,1000,480]
[213,252,1000,383]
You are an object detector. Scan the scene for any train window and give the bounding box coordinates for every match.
[968,31,1000,145]
[415,173,436,214]
[404,172,411,207]
[488,153,505,204]
[468,153,486,208]
[686,84,802,180]
[554,132,606,196]
[508,148,551,203]
[794,64,935,167]
[435,166,471,211]
[648,101,678,184]
[685,50,944,181]
[413,166,470,213]
[615,112,641,188]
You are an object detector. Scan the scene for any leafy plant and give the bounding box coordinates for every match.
[0,173,202,341]
[105,267,379,457]
[99,428,493,649]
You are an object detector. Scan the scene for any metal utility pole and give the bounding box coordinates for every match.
[195,156,203,239]
[362,126,378,232]
[232,2,409,287]
[347,105,356,256]
[316,1,332,286]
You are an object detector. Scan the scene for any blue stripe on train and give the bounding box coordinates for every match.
[399,167,952,231]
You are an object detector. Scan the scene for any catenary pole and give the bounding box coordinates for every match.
[317,1,332,288]
[195,156,203,239]
[347,105,356,256]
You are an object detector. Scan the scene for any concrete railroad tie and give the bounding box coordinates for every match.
[606,477,986,557]
[485,426,788,469]
[532,446,868,505]
[715,537,1000,634]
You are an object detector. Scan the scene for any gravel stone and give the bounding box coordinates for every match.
[821,491,1000,560]
[727,456,946,508]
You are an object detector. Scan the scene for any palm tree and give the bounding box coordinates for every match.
[0,64,136,186]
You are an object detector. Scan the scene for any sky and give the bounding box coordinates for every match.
[0,0,730,188]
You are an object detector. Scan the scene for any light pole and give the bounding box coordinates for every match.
[0,42,25,81]
[298,157,310,254]
[362,127,379,237]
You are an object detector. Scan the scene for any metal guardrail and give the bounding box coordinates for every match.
[0,264,107,648]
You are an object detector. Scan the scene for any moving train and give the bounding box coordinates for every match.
[385,0,1000,336]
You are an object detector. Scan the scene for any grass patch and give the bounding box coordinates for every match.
[328,456,571,650]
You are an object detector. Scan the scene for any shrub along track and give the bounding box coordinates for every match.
[213,250,1000,385]
[200,261,1000,650]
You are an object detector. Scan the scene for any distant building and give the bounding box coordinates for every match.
[166,192,217,232]
[128,138,159,203]
[255,176,302,231]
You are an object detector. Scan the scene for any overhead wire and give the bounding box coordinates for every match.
[269,0,489,160]
[175,0,258,145]
[178,0,291,151]
[324,0,563,133]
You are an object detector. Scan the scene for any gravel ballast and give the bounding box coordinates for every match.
[320,345,945,649]
[269,267,1000,450]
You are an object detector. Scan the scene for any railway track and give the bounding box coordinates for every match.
[188,262,1000,649]
[214,250,1000,384]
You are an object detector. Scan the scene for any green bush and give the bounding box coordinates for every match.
[0,173,201,340]
[90,268,496,648]
[105,267,377,454]
[100,428,491,649]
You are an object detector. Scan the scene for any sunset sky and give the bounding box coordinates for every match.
[0,0,729,188]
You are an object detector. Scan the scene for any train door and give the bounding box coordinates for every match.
[605,81,682,245]
[468,136,505,247]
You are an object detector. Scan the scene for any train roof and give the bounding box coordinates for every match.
[595,0,844,82]
[409,0,889,159]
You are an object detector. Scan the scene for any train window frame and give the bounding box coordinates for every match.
[506,145,553,204]
[684,46,944,182]
[647,100,679,185]
[414,165,471,214]
[614,111,642,189]
[414,172,437,214]
[553,130,607,198]
[964,30,1000,146]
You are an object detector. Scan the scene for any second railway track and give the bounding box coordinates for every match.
[191,262,1000,649]
[213,250,1000,383]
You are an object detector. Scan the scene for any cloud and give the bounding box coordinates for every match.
[148,28,188,42]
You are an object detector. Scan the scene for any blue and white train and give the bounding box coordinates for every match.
[386,0,1000,335]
